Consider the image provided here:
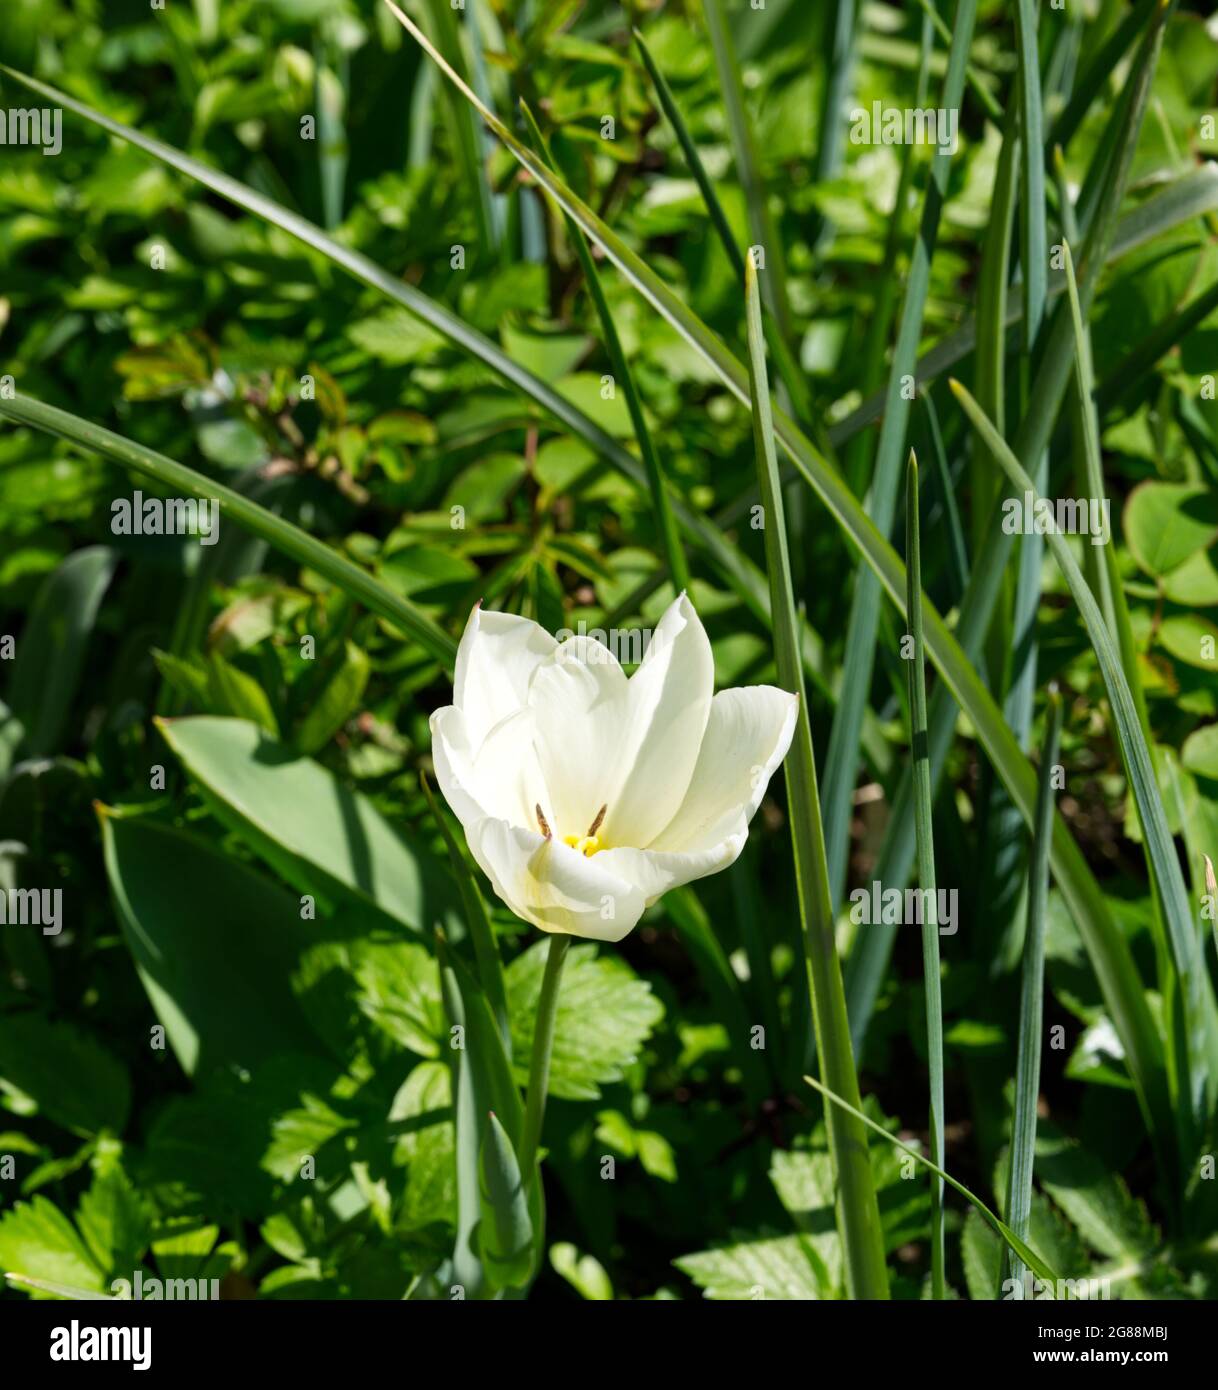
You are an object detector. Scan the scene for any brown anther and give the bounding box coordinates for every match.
[586,804,607,838]
[535,803,552,839]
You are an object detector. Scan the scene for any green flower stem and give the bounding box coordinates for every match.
[517,933,572,1176]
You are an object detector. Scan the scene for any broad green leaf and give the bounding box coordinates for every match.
[156,716,461,939]
[6,546,116,757]
[1124,482,1218,577]
[391,1061,456,1231]
[549,1242,613,1300]
[675,1234,824,1301]
[962,1208,1001,1302]
[1158,612,1218,670]
[1035,1125,1158,1263]
[1162,548,1218,606]
[0,1012,130,1136]
[75,1167,151,1280]
[101,812,329,1077]
[0,1197,105,1297]
[354,939,444,1058]
[768,1148,842,1295]
[506,941,663,1102]
[1182,724,1218,779]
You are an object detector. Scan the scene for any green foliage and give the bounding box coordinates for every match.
[1,0,1217,1305]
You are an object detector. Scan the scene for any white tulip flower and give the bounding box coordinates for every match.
[430,594,798,943]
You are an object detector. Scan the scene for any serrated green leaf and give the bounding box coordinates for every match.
[675,1233,824,1301]
[506,941,663,1101]
[0,1196,105,1297]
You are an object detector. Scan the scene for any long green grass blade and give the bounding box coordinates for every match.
[1096,276,1218,416]
[905,451,945,1300]
[844,0,1173,1094]
[386,0,1172,1146]
[1049,0,1157,149]
[844,10,935,500]
[421,0,498,257]
[1060,238,1151,743]
[921,390,969,599]
[519,99,689,594]
[1005,0,1050,748]
[829,165,1218,450]
[632,26,813,427]
[970,100,1019,546]
[812,0,860,249]
[820,0,978,909]
[950,375,1211,1146]
[1003,688,1063,1298]
[803,1074,1063,1290]
[0,393,456,667]
[702,0,795,347]
[912,0,1004,123]
[745,260,889,1300]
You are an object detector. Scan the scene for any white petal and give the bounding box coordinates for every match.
[525,634,629,839]
[453,605,557,747]
[596,833,747,906]
[650,685,798,853]
[601,593,715,849]
[429,705,488,830]
[431,705,548,833]
[467,817,647,943]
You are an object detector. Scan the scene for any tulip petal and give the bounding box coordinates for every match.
[454,605,557,747]
[649,685,798,853]
[431,705,547,832]
[601,593,715,850]
[525,634,629,839]
[467,816,647,943]
[596,836,746,906]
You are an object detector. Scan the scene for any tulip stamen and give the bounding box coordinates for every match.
[535,803,552,840]
[586,804,607,838]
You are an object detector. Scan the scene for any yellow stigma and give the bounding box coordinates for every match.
[563,833,603,857]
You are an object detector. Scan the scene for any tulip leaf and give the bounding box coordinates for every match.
[506,940,663,1102]
[477,1111,533,1291]
[100,811,329,1077]
[156,716,463,940]
[6,546,117,758]
[438,937,531,1299]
